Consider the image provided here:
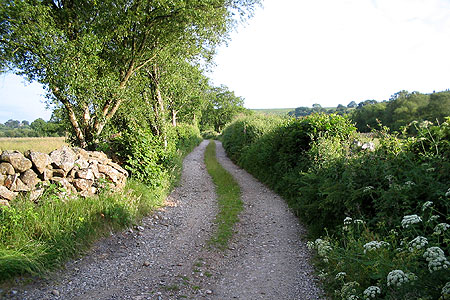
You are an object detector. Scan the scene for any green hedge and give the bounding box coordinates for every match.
[221,114,450,299]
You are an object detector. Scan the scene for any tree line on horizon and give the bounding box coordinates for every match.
[288,90,450,132]
[0,118,65,137]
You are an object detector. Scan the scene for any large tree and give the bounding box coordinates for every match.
[1,0,259,148]
[200,85,246,132]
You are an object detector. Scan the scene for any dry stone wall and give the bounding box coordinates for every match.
[0,146,128,206]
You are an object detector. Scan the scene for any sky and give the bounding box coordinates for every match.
[1,0,450,123]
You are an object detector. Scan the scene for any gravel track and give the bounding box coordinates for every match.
[3,140,324,300]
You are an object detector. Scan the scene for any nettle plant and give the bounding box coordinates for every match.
[308,194,450,300]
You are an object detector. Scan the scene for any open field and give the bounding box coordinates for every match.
[0,137,67,153]
[250,108,294,116]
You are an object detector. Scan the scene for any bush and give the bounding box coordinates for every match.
[222,113,356,215]
[106,127,167,187]
[174,123,202,153]
[221,114,284,162]
[222,112,450,299]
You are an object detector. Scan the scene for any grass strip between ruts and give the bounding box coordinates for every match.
[204,140,243,250]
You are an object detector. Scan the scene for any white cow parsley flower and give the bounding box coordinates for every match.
[423,247,450,273]
[408,236,428,252]
[422,201,433,211]
[442,282,450,297]
[335,272,346,280]
[363,286,381,299]
[344,217,353,225]
[363,241,390,254]
[387,270,409,287]
[401,215,422,228]
[434,223,450,235]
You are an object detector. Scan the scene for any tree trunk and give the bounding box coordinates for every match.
[172,109,178,127]
[54,89,87,148]
[149,65,167,149]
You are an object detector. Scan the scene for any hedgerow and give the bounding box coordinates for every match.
[221,114,450,299]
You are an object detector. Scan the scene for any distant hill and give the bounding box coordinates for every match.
[250,108,294,116]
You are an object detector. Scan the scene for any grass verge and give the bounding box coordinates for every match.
[0,179,166,281]
[204,140,242,250]
[0,138,202,282]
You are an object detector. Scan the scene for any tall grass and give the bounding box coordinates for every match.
[0,137,67,153]
[204,140,242,249]
[0,179,167,280]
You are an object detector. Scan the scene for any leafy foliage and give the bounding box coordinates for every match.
[222,112,450,300]
[200,85,247,133]
[351,90,450,133]
[0,0,260,148]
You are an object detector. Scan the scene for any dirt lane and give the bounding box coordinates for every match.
[207,141,324,299]
[4,140,324,300]
[5,140,218,300]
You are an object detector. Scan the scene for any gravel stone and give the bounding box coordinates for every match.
[2,140,324,299]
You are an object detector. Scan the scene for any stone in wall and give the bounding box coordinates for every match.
[1,151,32,173]
[50,146,76,172]
[0,146,129,206]
[0,162,15,175]
[25,150,52,174]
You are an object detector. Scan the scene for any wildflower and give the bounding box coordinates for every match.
[363,241,390,254]
[401,215,422,228]
[306,241,315,250]
[442,282,450,297]
[422,201,433,211]
[385,175,394,182]
[313,239,332,257]
[404,181,415,187]
[354,219,365,225]
[434,223,450,235]
[363,286,381,299]
[348,295,359,300]
[446,188,450,197]
[344,217,353,225]
[426,168,435,172]
[341,282,360,298]
[408,236,428,252]
[363,186,374,193]
[335,272,346,280]
[318,270,328,279]
[387,270,409,287]
[419,120,433,128]
[428,215,439,223]
[423,247,450,273]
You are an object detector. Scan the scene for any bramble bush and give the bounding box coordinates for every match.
[103,123,202,187]
[221,114,450,299]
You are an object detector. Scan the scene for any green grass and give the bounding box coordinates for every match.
[0,179,167,281]
[0,137,67,153]
[204,140,242,250]
[250,108,294,116]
